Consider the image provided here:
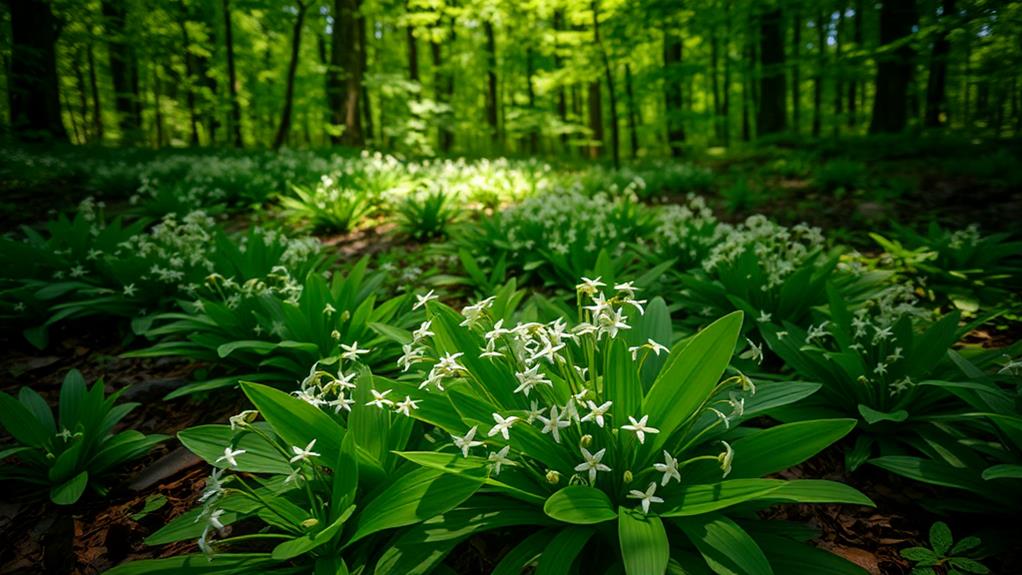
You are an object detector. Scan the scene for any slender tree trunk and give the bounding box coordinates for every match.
[87,43,104,140]
[177,9,199,145]
[361,15,373,143]
[407,24,419,90]
[664,26,685,155]
[757,8,786,135]
[273,1,310,148]
[9,0,67,141]
[102,0,142,142]
[813,10,825,137]
[924,0,955,127]
[869,0,918,133]
[849,0,863,126]
[723,0,732,145]
[711,31,723,141]
[553,10,569,149]
[329,0,364,146]
[792,8,801,134]
[153,64,165,147]
[223,0,243,146]
[834,5,845,134]
[526,46,539,154]
[587,81,604,159]
[593,1,619,167]
[742,28,752,142]
[73,49,90,142]
[625,64,639,158]
[483,20,500,148]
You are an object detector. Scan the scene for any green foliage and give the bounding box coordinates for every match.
[379,282,869,574]
[280,179,378,234]
[0,369,167,505]
[395,187,462,240]
[900,522,989,575]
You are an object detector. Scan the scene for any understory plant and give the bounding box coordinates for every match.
[369,279,873,574]
[104,374,483,574]
[900,521,989,575]
[0,369,167,505]
[127,257,414,398]
[394,186,461,240]
[280,175,378,233]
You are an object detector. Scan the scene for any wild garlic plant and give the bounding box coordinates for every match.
[370,279,872,574]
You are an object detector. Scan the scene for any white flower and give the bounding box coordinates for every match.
[727,392,745,420]
[576,276,606,296]
[627,482,664,514]
[199,468,226,502]
[487,445,515,475]
[366,388,394,408]
[323,303,336,316]
[653,451,681,486]
[718,441,734,478]
[739,338,763,364]
[538,406,570,443]
[525,400,547,423]
[621,415,660,444]
[340,341,371,361]
[228,410,258,430]
[216,446,246,468]
[757,310,773,323]
[413,290,438,310]
[289,439,320,463]
[573,447,611,484]
[614,281,638,297]
[207,508,225,530]
[413,320,434,342]
[123,283,137,297]
[513,364,552,396]
[488,413,519,440]
[580,400,613,428]
[394,396,420,417]
[284,468,304,485]
[452,426,484,457]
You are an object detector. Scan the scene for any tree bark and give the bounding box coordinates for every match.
[813,10,825,137]
[792,7,801,134]
[483,20,500,147]
[664,27,685,155]
[102,0,143,142]
[849,0,863,126]
[223,0,243,146]
[756,8,786,136]
[711,30,723,141]
[73,49,90,142]
[431,33,453,152]
[869,0,918,133]
[625,63,639,158]
[9,0,68,141]
[924,0,955,127]
[593,0,619,168]
[553,10,569,148]
[177,6,199,145]
[723,0,732,145]
[273,0,310,148]
[87,43,104,140]
[328,0,364,146]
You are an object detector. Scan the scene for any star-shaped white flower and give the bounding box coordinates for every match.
[452,426,484,457]
[576,276,606,296]
[366,388,394,409]
[525,400,547,423]
[413,290,438,310]
[394,396,420,417]
[621,415,660,444]
[574,447,611,484]
[538,406,571,443]
[216,446,246,468]
[340,341,371,362]
[580,400,613,428]
[487,445,515,475]
[627,482,664,514]
[488,413,519,440]
[207,508,225,529]
[289,439,320,463]
[653,451,681,486]
[718,440,734,478]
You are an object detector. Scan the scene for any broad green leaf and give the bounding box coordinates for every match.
[178,424,292,475]
[982,464,1022,480]
[240,382,346,471]
[661,480,785,517]
[643,312,743,454]
[761,480,874,507]
[543,486,617,525]
[0,391,51,448]
[929,522,952,556]
[102,553,278,575]
[51,471,89,505]
[675,513,772,575]
[724,419,856,479]
[347,467,480,544]
[857,404,908,424]
[492,529,556,575]
[271,504,355,560]
[752,533,867,575]
[619,507,669,575]
[535,526,595,575]
[331,433,359,520]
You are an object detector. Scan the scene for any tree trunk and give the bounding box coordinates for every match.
[87,43,104,140]
[924,0,955,127]
[593,1,619,168]
[407,25,419,89]
[483,20,500,148]
[742,29,752,142]
[625,63,639,158]
[849,0,863,126]
[834,6,844,134]
[792,7,801,134]
[223,0,243,146]
[177,7,199,145]
[723,0,732,145]
[711,31,723,141]
[361,16,373,143]
[664,27,685,155]
[329,0,364,146]
[431,36,453,152]
[757,8,786,136]
[8,0,67,141]
[813,10,824,137]
[73,49,90,142]
[273,1,310,148]
[869,0,918,133]
[102,0,143,142]
[525,46,539,154]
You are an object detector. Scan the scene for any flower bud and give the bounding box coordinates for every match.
[545,470,561,485]
[331,330,341,340]
[580,434,592,448]
[623,470,633,484]
[301,518,319,529]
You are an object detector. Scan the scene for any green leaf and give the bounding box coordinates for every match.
[857,404,908,424]
[764,480,874,507]
[535,526,595,575]
[951,536,981,555]
[347,468,480,544]
[217,340,278,358]
[543,486,617,525]
[661,479,785,517]
[675,513,773,575]
[50,471,89,505]
[102,553,278,575]
[178,424,292,475]
[618,507,669,575]
[0,391,52,447]
[271,504,355,560]
[643,312,742,454]
[948,557,989,574]
[331,433,359,520]
[900,547,938,562]
[725,419,856,479]
[981,464,1022,480]
[929,522,952,556]
[492,529,555,575]
[753,532,868,575]
[240,382,345,471]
